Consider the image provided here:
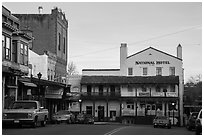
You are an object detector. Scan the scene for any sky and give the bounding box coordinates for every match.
[2,1,202,83]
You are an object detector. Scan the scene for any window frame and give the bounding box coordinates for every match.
[58,33,61,51]
[143,67,148,76]
[128,67,133,76]
[156,67,162,76]
[169,67,175,76]
[5,36,11,60]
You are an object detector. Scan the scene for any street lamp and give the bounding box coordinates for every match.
[79,99,82,113]
[172,102,176,126]
[37,72,42,101]
[163,89,167,116]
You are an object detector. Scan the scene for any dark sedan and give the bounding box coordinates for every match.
[186,112,199,131]
[153,116,171,129]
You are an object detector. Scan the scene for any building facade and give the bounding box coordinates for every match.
[80,43,184,126]
[2,6,33,109]
[14,7,68,83]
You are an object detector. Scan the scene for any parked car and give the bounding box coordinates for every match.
[195,109,202,135]
[76,113,85,124]
[84,114,94,124]
[2,100,48,128]
[52,110,75,124]
[186,112,199,131]
[153,116,171,129]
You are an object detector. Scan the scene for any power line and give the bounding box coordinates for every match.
[70,25,201,58]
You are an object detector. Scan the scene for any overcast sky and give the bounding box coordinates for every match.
[3,2,202,83]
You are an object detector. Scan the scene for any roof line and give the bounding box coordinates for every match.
[82,69,120,71]
[127,47,182,61]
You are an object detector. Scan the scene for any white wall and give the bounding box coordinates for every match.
[125,48,183,77]
[29,50,48,80]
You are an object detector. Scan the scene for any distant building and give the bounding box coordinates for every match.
[81,43,184,126]
[2,6,33,109]
[14,7,68,84]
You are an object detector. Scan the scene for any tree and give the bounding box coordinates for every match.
[184,74,202,106]
[67,61,78,76]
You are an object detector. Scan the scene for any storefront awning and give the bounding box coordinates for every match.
[21,81,37,87]
[45,86,64,99]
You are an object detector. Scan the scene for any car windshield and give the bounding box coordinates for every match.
[11,102,37,109]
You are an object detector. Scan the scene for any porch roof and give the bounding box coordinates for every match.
[81,76,179,85]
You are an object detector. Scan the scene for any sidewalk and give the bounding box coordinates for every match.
[94,122,122,125]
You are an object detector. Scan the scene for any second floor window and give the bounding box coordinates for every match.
[126,102,134,110]
[58,33,61,51]
[156,67,162,76]
[2,35,11,60]
[170,85,175,92]
[20,43,28,65]
[143,67,148,76]
[63,37,66,54]
[142,86,147,92]
[87,85,92,95]
[99,85,103,95]
[128,67,133,76]
[156,86,161,92]
[169,67,175,76]
[128,85,133,92]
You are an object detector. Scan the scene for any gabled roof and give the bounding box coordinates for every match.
[127,47,182,61]
[81,75,179,85]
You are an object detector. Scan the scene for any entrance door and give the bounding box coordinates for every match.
[86,106,93,115]
[110,111,116,121]
[98,106,104,121]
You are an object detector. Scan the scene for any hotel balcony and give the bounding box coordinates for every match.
[81,91,121,100]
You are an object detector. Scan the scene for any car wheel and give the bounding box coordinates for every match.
[66,119,71,124]
[154,125,157,128]
[32,117,38,128]
[195,128,201,135]
[41,117,47,127]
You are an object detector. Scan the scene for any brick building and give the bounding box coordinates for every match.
[14,7,68,83]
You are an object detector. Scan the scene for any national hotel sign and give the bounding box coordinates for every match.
[135,61,170,65]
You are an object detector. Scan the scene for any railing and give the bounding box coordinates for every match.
[81,91,121,97]
[122,109,135,116]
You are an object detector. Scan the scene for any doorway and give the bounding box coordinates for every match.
[110,111,116,121]
[98,106,104,122]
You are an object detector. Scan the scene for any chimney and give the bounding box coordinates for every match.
[38,6,43,14]
[177,44,182,59]
[120,43,127,75]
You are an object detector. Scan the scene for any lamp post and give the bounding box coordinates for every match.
[79,99,82,113]
[163,89,167,116]
[37,72,42,101]
[172,102,175,126]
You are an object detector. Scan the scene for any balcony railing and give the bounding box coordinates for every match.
[82,91,121,97]
[122,109,135,116]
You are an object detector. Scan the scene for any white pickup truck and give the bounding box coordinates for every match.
[2,100,48,128]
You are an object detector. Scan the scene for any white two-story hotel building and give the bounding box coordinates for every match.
[80,43,184,126]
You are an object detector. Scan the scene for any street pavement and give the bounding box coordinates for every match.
[2,122,196,135]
